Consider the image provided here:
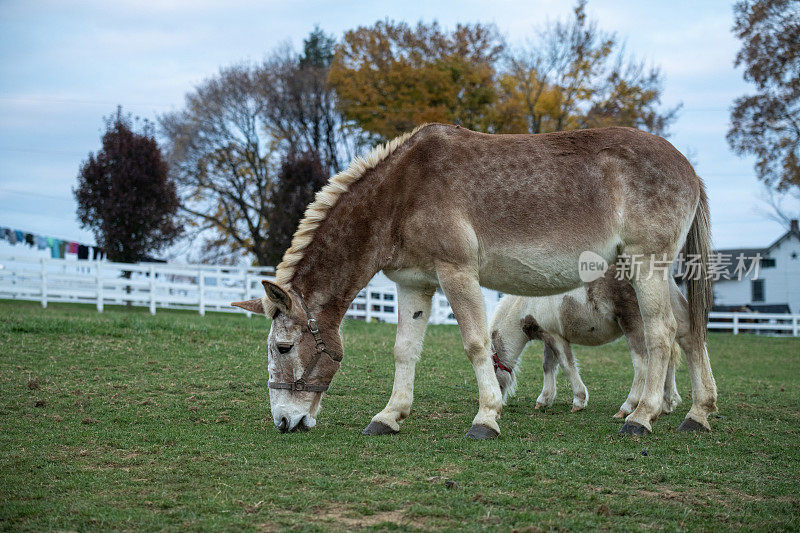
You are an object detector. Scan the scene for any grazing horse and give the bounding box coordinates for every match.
[489,266,685,417]
[232,123,717,438]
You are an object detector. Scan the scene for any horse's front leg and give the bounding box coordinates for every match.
[437,263,503,439]
[363,284,434,435]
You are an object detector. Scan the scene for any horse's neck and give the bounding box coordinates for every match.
[291,178,395,321]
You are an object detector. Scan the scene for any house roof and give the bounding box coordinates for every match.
[708,223,799,280]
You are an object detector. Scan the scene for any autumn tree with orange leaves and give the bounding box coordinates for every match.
[329,20,504,140]
[330,3,677,141]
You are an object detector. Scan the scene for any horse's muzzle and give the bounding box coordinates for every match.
[275,414,315,433]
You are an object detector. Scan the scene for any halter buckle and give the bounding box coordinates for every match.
[307,318,319,333]
[292,379,306,392]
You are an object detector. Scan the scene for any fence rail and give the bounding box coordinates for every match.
[0,255,464,324]
[1,255,797,334]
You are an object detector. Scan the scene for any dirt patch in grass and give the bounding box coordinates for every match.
[317,505,419,530]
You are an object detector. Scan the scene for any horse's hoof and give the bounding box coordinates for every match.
[571,406,584,413]
[362,421,399,436]
[677,418,710,432]
[619,422,651,436]
[535,403,547,410]
[465,424,499,440]
[612,410,628,419]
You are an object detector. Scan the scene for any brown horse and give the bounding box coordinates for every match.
[233,123,716,438]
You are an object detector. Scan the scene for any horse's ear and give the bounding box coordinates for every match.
[262,280,292,313]
[231,298,266,315]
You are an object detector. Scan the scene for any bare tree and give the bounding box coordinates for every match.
[758,186,800,228]
[160,29,357,265]
[160,64,273,264]
[496,0,678,135]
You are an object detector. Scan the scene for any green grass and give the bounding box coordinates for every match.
[0,300,798,531]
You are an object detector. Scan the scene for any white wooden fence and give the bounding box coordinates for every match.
[1,255,797,335]
[706,312,800,336]
[0,255,477,324]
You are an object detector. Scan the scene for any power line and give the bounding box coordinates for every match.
[0,95,175,109]
[0,147,87,156]
[0,189,74,202]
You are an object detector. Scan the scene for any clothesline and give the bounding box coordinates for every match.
[0,225,105,260]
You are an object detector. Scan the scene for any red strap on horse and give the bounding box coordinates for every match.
[492,352,513,374]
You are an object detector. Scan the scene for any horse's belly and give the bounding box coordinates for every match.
[478,242,618,297]
[480,254,580,295]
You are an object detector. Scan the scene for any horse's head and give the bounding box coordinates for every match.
[232,280,342,433]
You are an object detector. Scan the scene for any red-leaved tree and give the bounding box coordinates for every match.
[75,108,182,263]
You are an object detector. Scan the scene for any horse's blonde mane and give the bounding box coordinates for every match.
[274,124,430,287]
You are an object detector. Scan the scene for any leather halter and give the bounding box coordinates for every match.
[268,291,342,393]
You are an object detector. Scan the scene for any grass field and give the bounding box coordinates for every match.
[1,299,798,531]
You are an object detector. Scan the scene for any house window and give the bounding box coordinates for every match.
[751,279,765,302]
[383,305,394,313]
[371,304,381,312]
[761,258,775,268]
[383,294,394,301]
[370,292,381,299]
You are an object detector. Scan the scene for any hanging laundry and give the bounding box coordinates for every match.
[0,227,8,241]
[92,246,104,260]
[68,242,79,254]
[50,239,62,259]
[8,230,18,244]
[24,233,35,247]
[77,244,89,260]
[58,241,67,258]
[36,235,47,250]
[15,230,23,243]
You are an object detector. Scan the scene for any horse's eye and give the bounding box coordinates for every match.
[277,343,293,354]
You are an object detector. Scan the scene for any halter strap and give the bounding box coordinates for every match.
[268,290,341,393]
[492,351,514,374]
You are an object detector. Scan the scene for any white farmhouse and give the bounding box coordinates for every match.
[711,220,800,313]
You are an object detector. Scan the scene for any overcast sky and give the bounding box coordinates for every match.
[1,0,797,254]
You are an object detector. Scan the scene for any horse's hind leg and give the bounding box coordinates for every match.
[616,335,647,418]
[671,284,717,431]
[547,336,588,412]
[363,283,434,436]
[437,263,503,439]
[620,270,677,435]
[535,342,559,409]
[662,342,683,414]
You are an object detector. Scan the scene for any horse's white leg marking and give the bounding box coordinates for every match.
[624,271,676,433]
[369,284,434,432]
[535,343,559,409]
[437,263,503,434]
[672,287,716,429]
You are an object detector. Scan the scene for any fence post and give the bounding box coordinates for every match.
[733,314,739,335]
[365,290,372,322]
[96,262,104,312]
[149,264,156,315]
[40,258,47,309]
[198,268,205,317]
[793,316,799,337]
[243,269,251,318]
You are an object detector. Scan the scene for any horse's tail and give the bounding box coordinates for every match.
[683,181,712,343]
